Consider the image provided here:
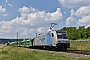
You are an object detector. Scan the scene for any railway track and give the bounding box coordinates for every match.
[28,48,90,56]
[67,50,90,55]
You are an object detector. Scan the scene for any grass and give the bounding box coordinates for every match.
[68,42,90,50]
[0,46,90,60]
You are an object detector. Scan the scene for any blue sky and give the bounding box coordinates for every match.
[0,0,69,21]
[0,0,90,38]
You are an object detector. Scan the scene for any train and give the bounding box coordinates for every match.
[7,28,70,51]
[7,39,32,47]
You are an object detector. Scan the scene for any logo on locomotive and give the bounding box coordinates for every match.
[40,38,45,42]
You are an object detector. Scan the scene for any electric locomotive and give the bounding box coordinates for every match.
[32,28,70,51]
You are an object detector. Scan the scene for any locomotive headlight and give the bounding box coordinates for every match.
[66,41,69,43]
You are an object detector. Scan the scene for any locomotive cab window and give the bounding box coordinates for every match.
[52,33,54,37]
[56,31,68,39]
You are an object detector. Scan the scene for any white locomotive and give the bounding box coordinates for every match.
[33,23,70,51]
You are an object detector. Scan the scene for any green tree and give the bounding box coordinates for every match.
[60,26,90,40]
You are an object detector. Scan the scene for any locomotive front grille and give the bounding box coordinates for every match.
[58,40,69,43]
[56,43,70,48]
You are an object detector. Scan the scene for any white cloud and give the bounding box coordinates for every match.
[37,27,46,33]
[86,24,90,28]
[77,15,90,25]
[66,6,90,27]
[0,6,63,38]
[8,3,12,6]
[18,6,38,13]
[58,0,90,28]
[70,9,74,16]
[2,14,8,16]
[64,12,66,14]
[66,16,77,25]
[20,28,29,37]
[45,8,63,21]
[0,6,6,12]
[5,0,8,3]
[18,6,38,19]
[5,0,13,7]
[58,0,90,8]
[66,9,77,25]
[72,6,90,26]
[74,6,90,17]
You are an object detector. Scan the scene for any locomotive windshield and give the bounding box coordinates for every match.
[56,31,68,39]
